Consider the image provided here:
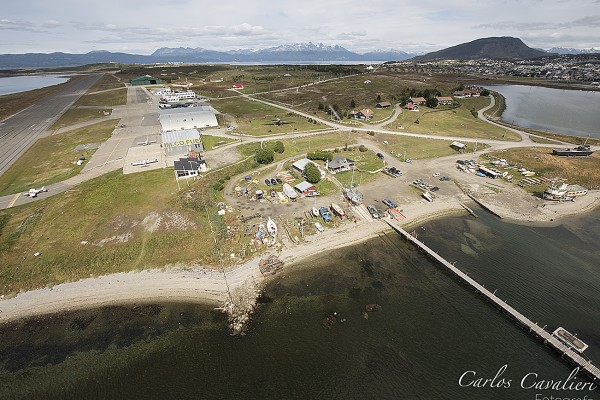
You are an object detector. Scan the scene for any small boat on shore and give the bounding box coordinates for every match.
[344,187,363,205]
[267,217,277,237]
[282,183,298,200]
[312,207,319,217]
[552,144,593,157]
[330,203,345,217]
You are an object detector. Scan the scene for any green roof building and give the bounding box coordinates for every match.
[129,75,163,86]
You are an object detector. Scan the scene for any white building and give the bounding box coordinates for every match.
[161,129,204,157]
[159,107,219,132]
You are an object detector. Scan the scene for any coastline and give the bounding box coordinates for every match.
[1,190,598,324]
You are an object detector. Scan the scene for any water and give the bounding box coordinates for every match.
[486,84,600,138]
[0,208,598,399]
[0,75,70,96]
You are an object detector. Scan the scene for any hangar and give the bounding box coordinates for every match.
[130,75,163,86]
[159,106,219,132]
[161,129,204,157]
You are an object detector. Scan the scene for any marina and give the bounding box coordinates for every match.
[384,218,600,384]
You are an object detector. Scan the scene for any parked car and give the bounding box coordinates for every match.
[382,198,398,208]
[276,178,282,184]
[367,205,380,219]
[440,176,451,181]
[270,178,277,185]
[314,222,325,232]
[376,152,385,159]
[431,186,440,192]
[433,172,440,177]
[265,179,271,186]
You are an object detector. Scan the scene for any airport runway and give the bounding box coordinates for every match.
[0,74,102,176]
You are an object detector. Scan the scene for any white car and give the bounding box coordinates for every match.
[433,172,440,177]
[314,222,325,232]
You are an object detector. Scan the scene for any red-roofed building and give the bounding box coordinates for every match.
[404,103,419,111]
[232,83,245,89]
[409,97,426,105]
[376,101,392,109]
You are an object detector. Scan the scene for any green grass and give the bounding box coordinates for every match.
[364,132,489,160]
[392,97,521,141]
[237,133,358,160]
[201,134,237,150]
[87,73,126,92]
[75,88,127,107]
[49,108,113,130]
[0,119,118,196]
[211,96,327,136]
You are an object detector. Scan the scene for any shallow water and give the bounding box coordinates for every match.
[0,207,598,399]
[0,75,70,96]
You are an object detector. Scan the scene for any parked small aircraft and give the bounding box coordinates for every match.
[131,159,158,167]
[137,137,157,146]
[24,186,48,197]
[267,118,292,126]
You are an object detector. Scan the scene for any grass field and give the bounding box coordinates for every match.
[211,96,327,136]
[201,134,237,151]
[391,97,521,141]
[237,133,358,160]
[75,88,127,107]
[0,119,118,196]
[487,148,600,190]
[0,156,261,295]
[49,107,113,130]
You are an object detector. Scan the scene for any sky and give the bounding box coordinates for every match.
[1,0,599,54]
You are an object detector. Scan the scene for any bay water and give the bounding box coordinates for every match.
[0,75,71,96]
[0,207,598,399]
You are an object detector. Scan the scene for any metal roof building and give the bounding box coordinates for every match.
[130,75,163,86]
[159,106,218,132]
[161,129,204,157]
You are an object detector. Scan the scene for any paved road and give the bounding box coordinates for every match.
[0,74,102,176]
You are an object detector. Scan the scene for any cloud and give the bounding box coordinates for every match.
[0,18,43,32]
[41,19,61,29]
[473,14,600,31]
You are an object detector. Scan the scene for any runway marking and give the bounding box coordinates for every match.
[7,193,21,208]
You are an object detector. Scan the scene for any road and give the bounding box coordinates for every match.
[0,74,102,176]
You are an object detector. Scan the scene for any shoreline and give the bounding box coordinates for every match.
[1,191,598,324]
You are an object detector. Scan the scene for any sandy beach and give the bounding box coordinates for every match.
[0,185,597,324]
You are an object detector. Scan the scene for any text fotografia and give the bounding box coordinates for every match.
[458,365,597,392]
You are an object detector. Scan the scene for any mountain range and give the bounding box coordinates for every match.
[0,43,415,69]
[1,38,597,69]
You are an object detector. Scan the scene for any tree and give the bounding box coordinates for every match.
[255,148,274,164]
[376,94,381,102]
[318,102,325,110]
[272,141,285,154]
[350,99,356,108]
[304,163,321,184]
[480,89,490,96]
[425,97,439,108]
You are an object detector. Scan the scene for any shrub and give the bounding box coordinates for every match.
[359,145,367,152]
[255,148,274,164]
[304,163,321,184]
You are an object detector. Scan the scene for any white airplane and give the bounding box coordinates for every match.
[131,159,158,167]
[24,186,48,197]
[137,137,157,146]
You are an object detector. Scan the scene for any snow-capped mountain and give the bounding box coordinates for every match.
[547,47,600,55]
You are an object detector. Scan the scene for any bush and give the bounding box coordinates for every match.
[272,141,285,154]
[304,163,321,184]
[359,145,367,152]
[255,148,275,164]
[213,182,224,191]
[307,150,333,161]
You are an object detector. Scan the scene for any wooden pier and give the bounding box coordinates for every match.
[384,218,600,383]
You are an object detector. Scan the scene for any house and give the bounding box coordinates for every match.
[376,101,392,109]
[295,181,317,196]
[349,108,374,120]
[436,96,454,105]
[232,83,245,89]
[404,103,419,111]
[409,97,426,105]
[173,156,207,180]
[292,158,326,179]
[451,141,466,152]
[326,155,355,174]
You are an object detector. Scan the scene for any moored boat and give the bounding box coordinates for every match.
[543,183,588,201]
[282,183,298,200]
[344,187,363,205]
[552,327,589,353]
[552,144,594,157]
[312,207,319,217]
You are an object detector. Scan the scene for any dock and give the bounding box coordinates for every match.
[384,218,600,383]
[458,200,478,218]
[467,194,502,218]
